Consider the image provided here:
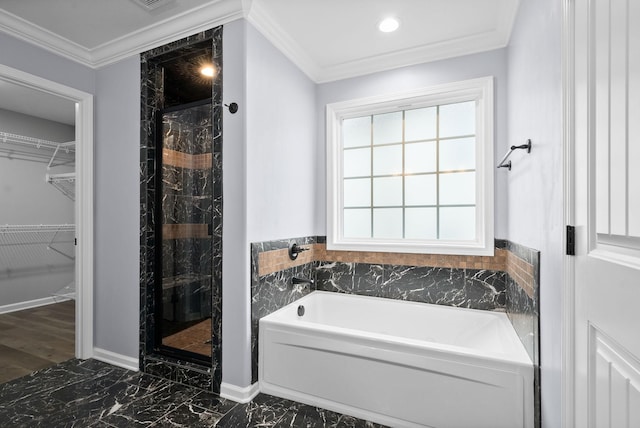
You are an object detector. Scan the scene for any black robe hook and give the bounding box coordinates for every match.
[224,102,239,114]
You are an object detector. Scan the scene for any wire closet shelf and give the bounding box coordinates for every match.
[0,131,76,200]
[0,224,76,298]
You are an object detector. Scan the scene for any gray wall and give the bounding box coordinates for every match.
[222,19,251,388]
[222,19,317,388]
[0,32,94,95]
[315,49,510,239]
[245,23,317,242]
[506,0,563,427]
[0,108,75,306]
[94,56,141,358]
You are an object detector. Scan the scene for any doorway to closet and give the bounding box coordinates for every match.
[0,65,94,383]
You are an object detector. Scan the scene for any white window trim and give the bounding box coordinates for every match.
[326,76,494,256]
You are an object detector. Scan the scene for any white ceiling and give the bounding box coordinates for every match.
[247,0,519,82]
[0,0,519,123]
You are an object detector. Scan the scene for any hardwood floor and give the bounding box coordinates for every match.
[0,300,74,384]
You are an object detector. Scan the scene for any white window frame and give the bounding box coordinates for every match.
[326,76,494,256]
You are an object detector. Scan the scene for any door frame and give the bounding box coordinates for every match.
[562,0,575,426]
[0,64,94,359]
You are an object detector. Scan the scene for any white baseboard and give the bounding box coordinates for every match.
[220,382,260,403]
[92,347,139,372]
[0,295,72,315]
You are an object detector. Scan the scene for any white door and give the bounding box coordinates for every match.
[572,0,640,426]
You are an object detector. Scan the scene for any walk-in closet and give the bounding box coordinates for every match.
[0,83,76,384]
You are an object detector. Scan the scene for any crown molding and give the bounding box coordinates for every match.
[246,0,321,82]
[0,0,244,69]
[0,9,92,65]
[0,0,519,80]
[316,31,509,84]
[90,0,244,68]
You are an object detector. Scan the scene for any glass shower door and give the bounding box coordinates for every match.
[156,100,213,361]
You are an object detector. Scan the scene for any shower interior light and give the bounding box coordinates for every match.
[200,65,215,77]
[378,17,400,33]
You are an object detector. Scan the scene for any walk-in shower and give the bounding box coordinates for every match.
[140,28,223,392]
[156,100,213,361]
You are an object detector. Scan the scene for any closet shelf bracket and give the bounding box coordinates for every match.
[46,172,76,201]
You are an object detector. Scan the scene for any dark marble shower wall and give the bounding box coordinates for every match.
[140,27,223,393]
[161,106,214,324]
[250,236,539,385]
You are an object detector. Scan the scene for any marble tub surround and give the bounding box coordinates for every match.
[499,239,539,299]
[498,239,540,428]
[252,236,322,276]
[317,246,508,271]
[251,237,540,385]
[497,238,540,363]
[0,359,383,427]
[257,240,508,276]
[140,26,223,392]
[251,238,320,383]
[316,263,506,310]
[258,243,322,276]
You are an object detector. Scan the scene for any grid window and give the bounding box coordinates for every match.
[342,101,476,240]
[327,77,494,255]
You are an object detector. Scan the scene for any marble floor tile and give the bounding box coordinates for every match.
[0,359,386,428]
[149,403,223,427]
[187,390,237,415]
[274,404,386,428]
[214,393,296,427]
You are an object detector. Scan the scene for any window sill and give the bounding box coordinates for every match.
[326,239,495,257]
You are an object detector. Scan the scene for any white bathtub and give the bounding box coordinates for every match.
[259,291,533,428]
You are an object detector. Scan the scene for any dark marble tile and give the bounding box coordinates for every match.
[149,403,223,427]
[463,269,506,309]
[505,275,538,365]
[124,373,169,394]
[49,370,138,404]
[215,394,293,428]
[101,382,197,428]
[0,394,68,427]
[252,263,316,320]
[0,360,397,428]
[174,364,213,392]
[187,390,237,414]
[376,264,503,309]
[275,404,386,428]
[250,262,317,382]
[0,359,92,405]
[46,382,151,427]
[76,359,124,374]
[143,358,175,381]
[315,262,383,296]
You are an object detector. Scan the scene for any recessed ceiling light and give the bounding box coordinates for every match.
[378,17,400,33]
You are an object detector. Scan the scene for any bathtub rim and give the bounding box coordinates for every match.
[260,290,533,368]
